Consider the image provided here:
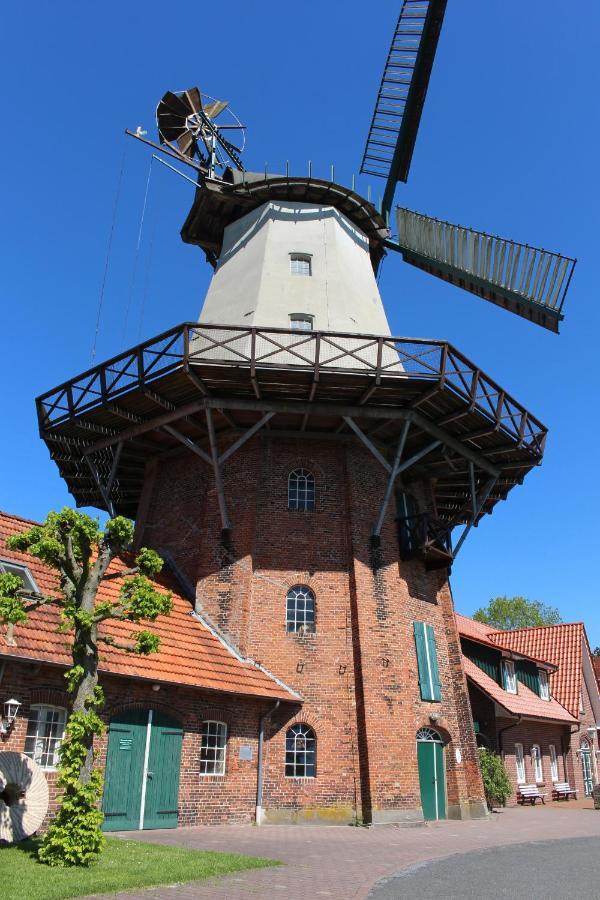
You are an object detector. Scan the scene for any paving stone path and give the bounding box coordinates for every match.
[99,805,600,900]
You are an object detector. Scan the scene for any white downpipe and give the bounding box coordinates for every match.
[139,709,153,830]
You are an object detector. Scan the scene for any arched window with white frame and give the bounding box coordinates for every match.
[285,723,316,777]
[24,705,67,769]
[200,720,227,776]
[288,469,315,512]
[286,585,316,633]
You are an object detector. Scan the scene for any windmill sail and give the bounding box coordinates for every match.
[360,0,447,216]
[394,207,576,333]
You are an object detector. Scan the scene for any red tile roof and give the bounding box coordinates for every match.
[455,613,497,648]
[462,656,576,723]
[0,511,299,703]
[490,623,584,718]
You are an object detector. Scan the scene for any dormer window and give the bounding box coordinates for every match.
[0,559,38,593]
[290,314,314,332]
[290,254,312,276]
[503,659,517,694]
[539,668,550,700]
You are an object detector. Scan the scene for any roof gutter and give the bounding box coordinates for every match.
[498,716,522,756]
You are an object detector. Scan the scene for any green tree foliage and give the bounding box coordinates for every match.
[478,749,512,810]
[0,509,173,867]
[473,596,561,631]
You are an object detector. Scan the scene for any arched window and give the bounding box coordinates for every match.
[285,724,316,777]
[24,705,67,769]
[286,586,316,633]
[416,727,442,742]
[200,721,227,776]
[288,469,315,511]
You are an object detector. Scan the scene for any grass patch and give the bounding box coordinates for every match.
[0,837,278,899]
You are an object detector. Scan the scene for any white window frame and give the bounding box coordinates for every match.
[515,742,526,783]
[504,659,517,694]
[539,668,550,701]
[531,744,543,783]
[0,559,38,593]
[289,254,312,276]
[24,704,67,770]
[286,585,316,634]
[549,743,559,782]
[289,313,314,331]
[200,720,227,776]
[285,723,316,778]
[288,469,315,512]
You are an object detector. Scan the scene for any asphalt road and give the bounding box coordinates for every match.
[368,836,600,899]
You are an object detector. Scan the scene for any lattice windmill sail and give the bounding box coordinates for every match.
[361,0,576,332]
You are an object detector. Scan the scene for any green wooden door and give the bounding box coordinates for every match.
[102,709,147,832]
[102,709,183,832]
[142,712,183,830]
[417,737,446,821]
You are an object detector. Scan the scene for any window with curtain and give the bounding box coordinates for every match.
[515,742,525,783]
[503,660,517,694]
[539,669,550,700]
[24,705,67,769]
[531,744,543,783]
[200,721,227,775]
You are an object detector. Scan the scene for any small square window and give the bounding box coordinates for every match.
[289,314,314,332]
[290,254,312,276]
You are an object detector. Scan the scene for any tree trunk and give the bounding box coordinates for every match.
[72,623,99,784]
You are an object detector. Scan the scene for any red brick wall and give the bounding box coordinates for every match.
[0,658,269,829]
[497,717,570,804]
[567,664,599,798]
[138,434,486,823]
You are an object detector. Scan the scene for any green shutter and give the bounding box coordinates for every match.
[414,621,431,699]
[425,624,442,701]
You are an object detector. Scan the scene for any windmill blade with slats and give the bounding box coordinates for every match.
[360,0,447,217]
[392,208,576,333]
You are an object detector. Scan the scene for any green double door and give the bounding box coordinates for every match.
[417,739,446,821]
[102,709,183,832]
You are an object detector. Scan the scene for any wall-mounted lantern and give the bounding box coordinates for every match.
[0,698,21,734]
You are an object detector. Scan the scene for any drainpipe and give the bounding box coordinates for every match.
[256,700,280,826]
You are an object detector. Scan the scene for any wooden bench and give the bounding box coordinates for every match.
[517,784,547,805]
[552,782,578,801]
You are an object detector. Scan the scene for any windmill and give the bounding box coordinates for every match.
[38,2,575,570]
[360,0,575,333]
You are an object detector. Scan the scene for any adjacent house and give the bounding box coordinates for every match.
[457,614,600,802]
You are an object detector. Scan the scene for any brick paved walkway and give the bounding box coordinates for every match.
[102,806,600,900]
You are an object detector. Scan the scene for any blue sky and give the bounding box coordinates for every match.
[2,2,599,640]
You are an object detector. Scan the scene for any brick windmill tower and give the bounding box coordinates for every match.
[37,1,575,825]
